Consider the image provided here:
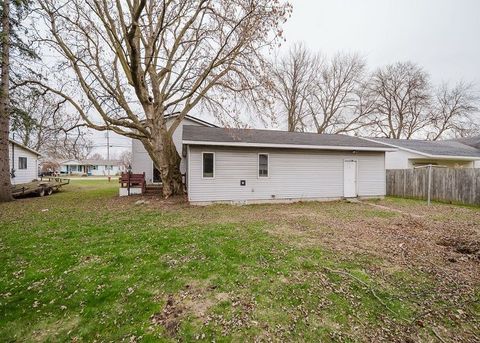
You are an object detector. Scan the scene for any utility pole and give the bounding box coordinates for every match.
[106,129,111,181]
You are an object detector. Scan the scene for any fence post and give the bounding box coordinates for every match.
[427,164,432,206]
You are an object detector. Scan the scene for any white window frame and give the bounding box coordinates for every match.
[18,157,27,170]
[202,152,215,179]
[258,153,269,178]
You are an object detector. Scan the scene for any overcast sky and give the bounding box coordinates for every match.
[92,0,480,157]
[283,0,480,84]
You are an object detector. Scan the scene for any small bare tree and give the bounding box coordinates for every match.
[32,0,291,197]
[309,52,369,134]
[269,43,321,132]
[367,61,431,139]
[10,88,92,156]
[428,82,479,140]
[118,150,132,169]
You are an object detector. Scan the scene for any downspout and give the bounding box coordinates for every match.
[10,140,15,179]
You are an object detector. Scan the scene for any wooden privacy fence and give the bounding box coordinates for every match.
[386,168,480,206]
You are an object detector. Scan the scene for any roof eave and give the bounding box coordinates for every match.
[9,139,42,156]
[183,140,397,152]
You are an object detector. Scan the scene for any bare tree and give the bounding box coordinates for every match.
[428,81,479,140]
[31,0,291,197]
[88,153,104,161]
[10,88,92,156]
[309,52,369,134]
[41,134,93,160]
[367,61,431,139]
[118,150,132,169]
[269,43,321,132]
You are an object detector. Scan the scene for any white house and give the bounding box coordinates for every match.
[455,136,480,168]
[366,138,480,169]
[182,126,395,204]
[8,140,41,185]
[60,159,125,176]
[131,114,217,183]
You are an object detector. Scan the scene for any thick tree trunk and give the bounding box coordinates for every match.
[0,0,13,202]
[147,126,183,199]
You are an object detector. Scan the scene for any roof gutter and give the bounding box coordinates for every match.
[183,140,397,152]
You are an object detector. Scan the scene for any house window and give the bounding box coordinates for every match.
[202,152,214,178]
[258,154,269,177]
[18,157,27,170]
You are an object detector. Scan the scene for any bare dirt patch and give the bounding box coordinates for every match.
[151,295,184,336]
[437,238,480,261]
[150,281,232,337]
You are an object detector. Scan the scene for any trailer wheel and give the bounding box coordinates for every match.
[38,187,46,197]
[46,187,53,196]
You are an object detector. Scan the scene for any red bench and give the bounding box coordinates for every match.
[119,172,146,193]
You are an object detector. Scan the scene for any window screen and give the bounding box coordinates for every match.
[203,153,214,178]
[18,157,27,170]
[259,154,268,177]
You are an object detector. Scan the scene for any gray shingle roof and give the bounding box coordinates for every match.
[454,135,480,150]
[370,137,480,158]
[183,126,393,150]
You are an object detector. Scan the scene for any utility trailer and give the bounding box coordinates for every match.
[12,177,70,198]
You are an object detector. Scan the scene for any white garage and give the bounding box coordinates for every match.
[183,126,395,204]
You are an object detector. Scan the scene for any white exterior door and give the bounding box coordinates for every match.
[343,160,357,198]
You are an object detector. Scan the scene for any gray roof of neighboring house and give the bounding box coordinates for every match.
[369,137,480,158]
[183,126,394,151]
[9,139,42,156]
[454,135,480,150]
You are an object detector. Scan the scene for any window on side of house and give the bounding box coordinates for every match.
[202,152,214,178]
[18,157,27,170]
[258,153,269,177]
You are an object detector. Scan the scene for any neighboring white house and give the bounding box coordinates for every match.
[182,126,395,204]
[131,114,217,183]
[60,159,125,176]
[455,135,480,168]
[366,138,480,169]
[8,139,41,185]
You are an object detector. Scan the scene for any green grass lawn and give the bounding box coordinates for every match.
[1,180,479,342]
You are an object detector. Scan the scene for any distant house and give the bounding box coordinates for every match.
[60,159,125,176]
[366,138,480,169]
[8,140,41,185]
[455,135,480,168]
[131,114,217,184]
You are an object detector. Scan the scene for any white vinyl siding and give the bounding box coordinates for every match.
[187,146,386,203]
